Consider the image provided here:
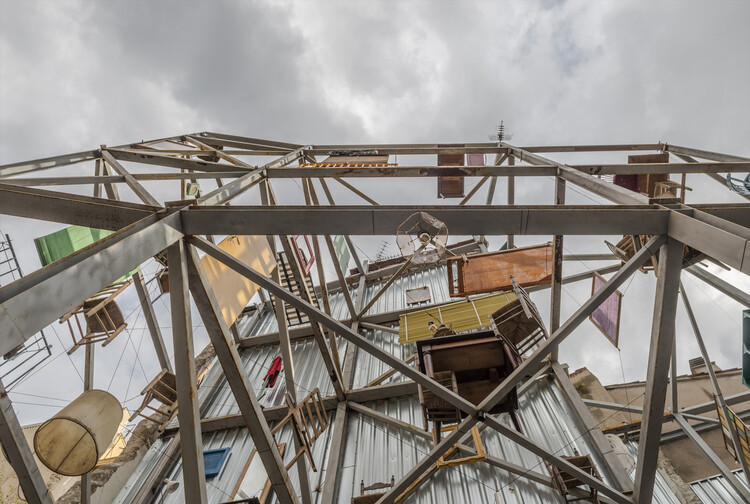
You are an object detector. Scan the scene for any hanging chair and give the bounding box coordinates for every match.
[727,173,750,195]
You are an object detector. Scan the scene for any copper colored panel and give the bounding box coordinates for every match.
[437,176,465,198]
[628,152,670,197]
[438,153,465,166]
[447,243,552,297]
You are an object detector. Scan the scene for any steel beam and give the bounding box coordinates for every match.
[167,241,207,503]
[685,265,750,307]
[673,413,750,502]
[503,143,648,205]
[241,264,621,348]
[186,246,299,504]
[0,183,157,230]
[180,205,671,236]
[0,212,182,356]
[663,144,750,163]
[669,208,750,274]
[133,270,172,372]
[189,236,478,417]
[0,379,53,504]
[100,149,161,206]
[680,281,750,484]
[0,149,99,178]
[551,362,634,493]
[481,415,632,504]
[107,148,251,174]
[633,238,684,504]
[262,162,750,179]
[377,237,661,504]
[549,175,565,361]
[81,343,94,504]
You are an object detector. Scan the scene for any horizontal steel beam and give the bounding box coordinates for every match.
[0,183,158,230]
[181,205,671,236]
[162,381,418,436]
[108,148,253,173]
[266,162,750,179]
[669,208,750,274]
[0,171,247,186]
[0,149,99,178]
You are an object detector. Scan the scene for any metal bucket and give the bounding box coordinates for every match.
[33,389,122,475]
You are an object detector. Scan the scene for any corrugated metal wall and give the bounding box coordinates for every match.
[114,264,684,504]
[690,469,749,504]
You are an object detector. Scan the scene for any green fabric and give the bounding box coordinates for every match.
[34,226,138,279]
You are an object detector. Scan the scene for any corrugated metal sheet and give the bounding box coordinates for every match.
[115,264,684,504]
[246,265,454,338]
[690,469,749,504]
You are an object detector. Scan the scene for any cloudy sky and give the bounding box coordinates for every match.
[1,0,749,426]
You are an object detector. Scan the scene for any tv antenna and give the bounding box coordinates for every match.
[488,121,514,142]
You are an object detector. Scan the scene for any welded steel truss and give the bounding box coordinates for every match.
[1,133,749,504]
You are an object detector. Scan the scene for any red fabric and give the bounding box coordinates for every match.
[264,356,283,387]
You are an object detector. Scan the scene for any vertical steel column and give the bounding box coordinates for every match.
[320,276,366,504]
[80,343,94,504]
[507,155,515,248]
[550,176,566,362]
[167,240,208,503]
[133,270,172,372]
[186,246,300,504]
[271,239,313,504]
[633,238,683,504]
[0,379,53,504]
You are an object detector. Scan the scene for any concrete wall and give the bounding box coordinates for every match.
[572,366,748,483]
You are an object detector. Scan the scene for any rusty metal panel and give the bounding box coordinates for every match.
[437,176,464,198]
[447,243,553,297]
[438,145,465,198]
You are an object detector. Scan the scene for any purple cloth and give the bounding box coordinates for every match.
[591,274,621,347]
[466,154,485,166]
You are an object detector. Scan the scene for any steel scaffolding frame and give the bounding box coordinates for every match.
[1,133,749,504]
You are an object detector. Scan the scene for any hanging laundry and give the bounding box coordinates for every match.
[257,356,283,400]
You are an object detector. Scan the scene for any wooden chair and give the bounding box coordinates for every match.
[128,369,178,426]
[60,279,132,355]
[270,388,329,471]
[605,234,705,274]
[545,452,602,503]
[352,476,395,504]
[490,278,549,360]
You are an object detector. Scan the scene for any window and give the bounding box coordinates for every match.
[405,286,431,306]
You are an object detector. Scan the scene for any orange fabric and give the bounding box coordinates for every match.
[448,243,552,297]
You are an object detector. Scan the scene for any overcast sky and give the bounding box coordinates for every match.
[1,0,749,426]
